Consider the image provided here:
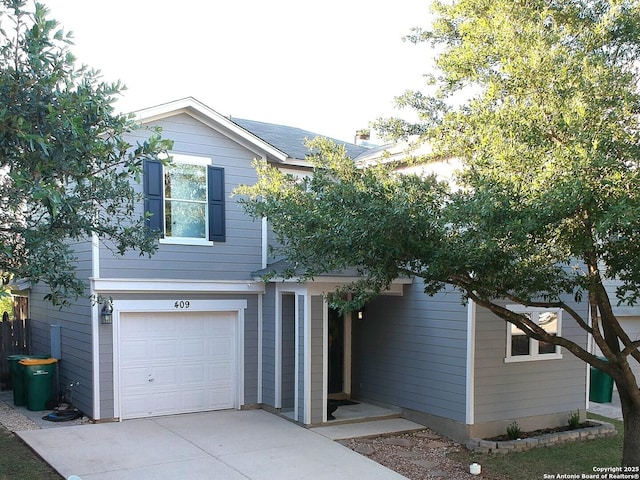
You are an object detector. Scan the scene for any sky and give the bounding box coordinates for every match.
[42,0,435,144]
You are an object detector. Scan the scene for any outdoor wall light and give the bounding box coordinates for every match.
[100,301,113,325]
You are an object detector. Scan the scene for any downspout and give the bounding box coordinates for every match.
[91,233,101,420]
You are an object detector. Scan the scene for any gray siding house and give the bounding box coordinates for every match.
[26,97,589,442]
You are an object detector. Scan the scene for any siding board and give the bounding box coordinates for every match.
[101,113,264,281]
[473,297,589,423]
[352,281,468,422]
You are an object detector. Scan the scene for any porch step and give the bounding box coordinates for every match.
[311,417,425,441]
[323,412,402,427]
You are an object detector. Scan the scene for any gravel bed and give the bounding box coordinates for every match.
[0,400,40,431]
[341,429,484,480]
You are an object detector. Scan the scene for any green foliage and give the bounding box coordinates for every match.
[0,290,11,316]
[0,1,172,304]
[568,410,581,430]
[452,414,623,479]
[238,0,640,465]
[506,421,521,440]
[236,137,450,311]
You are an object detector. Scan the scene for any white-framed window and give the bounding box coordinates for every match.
[505,305,563,362]
[144,153,226,246]
[163,155,210,242]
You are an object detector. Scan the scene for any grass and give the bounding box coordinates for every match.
[0,424,62,480]
[450,414,624,480]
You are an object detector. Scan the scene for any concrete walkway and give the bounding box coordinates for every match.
[18,409,413,480]
[588,394,624,421]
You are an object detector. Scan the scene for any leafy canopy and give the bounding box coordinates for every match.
[238,0,640,373]
[239,0,640,465]
[0,0,171,304]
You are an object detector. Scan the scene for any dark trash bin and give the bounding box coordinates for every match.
[589,357,614,403]
[19,358,57,411]
[7,354,48,406]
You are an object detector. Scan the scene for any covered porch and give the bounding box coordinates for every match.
[263,271,411,427]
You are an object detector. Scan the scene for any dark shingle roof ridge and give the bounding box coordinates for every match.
[231,117,369,161]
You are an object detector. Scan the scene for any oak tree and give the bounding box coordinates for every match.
[0,1,171,304]
[240,0,640,466]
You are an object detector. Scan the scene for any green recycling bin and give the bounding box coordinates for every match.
[7,355,49,406]
[19,358,57,411]
[589,357,614,403]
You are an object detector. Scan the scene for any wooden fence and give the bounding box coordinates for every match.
[0,296,30,390]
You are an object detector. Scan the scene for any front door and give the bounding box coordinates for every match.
[328,308,345,394]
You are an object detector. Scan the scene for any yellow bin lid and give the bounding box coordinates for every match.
[19,358,57,365]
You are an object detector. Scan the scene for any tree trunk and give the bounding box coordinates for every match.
[618,387,640,467]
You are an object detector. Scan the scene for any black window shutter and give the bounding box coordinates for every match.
[143,159,164,235]
[208,166,226,242]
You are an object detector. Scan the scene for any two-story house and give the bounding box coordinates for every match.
[26,97,589,442]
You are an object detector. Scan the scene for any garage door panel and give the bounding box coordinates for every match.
[121,367,151,389]
[208,362,233,383]
[120,311,238,419]
[182,338,207,358]
[121,395,149,418]
[182,364,207,384]
[121,339,152,361]
[151,365,179,386]
[208,336,233,356]
[152,339,179,359]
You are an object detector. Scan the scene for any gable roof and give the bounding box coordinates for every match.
[134,97,289,163]
[231,118,369,161]
[134,97,369,165]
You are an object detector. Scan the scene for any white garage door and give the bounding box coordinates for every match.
[119,311,237,419]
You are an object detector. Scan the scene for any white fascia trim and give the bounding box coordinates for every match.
[134,97,288,162]
[465,300,476,425]
[92,278,265,294]
[265,277,412,298]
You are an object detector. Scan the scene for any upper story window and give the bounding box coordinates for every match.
[144,154,226,245]
[164,157,208,239]
[505,306,562,362]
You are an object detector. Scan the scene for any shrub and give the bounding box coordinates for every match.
[568,410,581,430]
[507,421,522,440]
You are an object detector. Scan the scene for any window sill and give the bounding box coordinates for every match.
[160,238,214,247]
[504,353,563,363]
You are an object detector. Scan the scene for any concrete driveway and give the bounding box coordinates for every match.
[18,409,409,480]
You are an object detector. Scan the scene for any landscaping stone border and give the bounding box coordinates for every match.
[466,420,617,454]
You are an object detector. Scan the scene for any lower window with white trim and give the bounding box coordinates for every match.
[505,306,563,362]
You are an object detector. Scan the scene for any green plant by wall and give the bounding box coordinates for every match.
[507,421,522,440]
[568,410,581,430]
[0,290,12,318]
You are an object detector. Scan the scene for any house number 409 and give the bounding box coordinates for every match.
[174,301,191,309]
